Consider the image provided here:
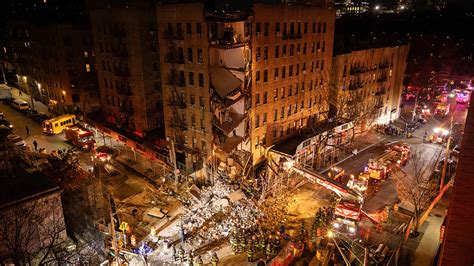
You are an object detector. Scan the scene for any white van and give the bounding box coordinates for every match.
[0,84,12,100]
[12,98,30,110]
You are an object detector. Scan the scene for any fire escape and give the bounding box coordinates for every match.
[165,29,200,170]
[111,27,134,131]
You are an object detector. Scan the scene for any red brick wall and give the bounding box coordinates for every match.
[439,104,474,265]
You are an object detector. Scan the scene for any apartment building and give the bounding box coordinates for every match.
[89,0,163,139]
[330,45,409,130]
[3,21,98,114]
[158,2,335,176]
[251,4,335,165]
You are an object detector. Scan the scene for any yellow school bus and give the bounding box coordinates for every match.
[42,114,77,134]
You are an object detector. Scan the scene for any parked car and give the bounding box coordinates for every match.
[0,119,13,129]
[6,134,26,147]
[31,113,49,124]
[25,109,38,117]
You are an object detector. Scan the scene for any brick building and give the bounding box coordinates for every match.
[251,3,335,165]
[89,0,163,139]
[438,103,474,265]
[157,2,335,177]
[2,21,99,114]
[330,45,409,130]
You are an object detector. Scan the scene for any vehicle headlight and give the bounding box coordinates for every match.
[9,125,13,128]
[333,223,341,229]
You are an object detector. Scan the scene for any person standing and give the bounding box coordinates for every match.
[33,140,38,151]
[194,255,203,266]
[211,252,219,266]
[247,246,254,262]
[257,257,266,266]
[25,125,30,137]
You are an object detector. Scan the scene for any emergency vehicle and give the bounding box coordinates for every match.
[64,126,95,150]
[435,103,450,117]
[365,143,410,181]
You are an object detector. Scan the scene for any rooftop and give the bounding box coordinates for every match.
[0,150,59,208]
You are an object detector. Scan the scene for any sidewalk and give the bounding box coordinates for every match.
[411,193,449,266]
[10,87,50,114]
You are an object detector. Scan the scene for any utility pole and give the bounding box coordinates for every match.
[440,116,454,192]
[1,62,7,85]
[169,138,179,191]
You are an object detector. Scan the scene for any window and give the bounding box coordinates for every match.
[274,68,279,80]
[177,23,183,36]
[263,113,267,125]
[318,22,322,33]
[297,22,301,35]
[255,93,260,106]
[196,23,202,35]
[189,72,194,85]
[311,61,314,72]
[322,41,325,52]
[303,43,307,54]
[187,48,193,62]
[312,22,316,33]
[311,42,315,53]
[256,71,261,83]
[153,62,159,71]
[190,94,195,105]
[281,87,285,99]
[167,23,173,35]
[282,45,287,57]
[317,41,320,51]
[197,49,203,63]
[256,47,261,60]
[289,65,293,77]
[263,70,268,82]
[288,105,292,117]
[275,45,279,58]
[282,66,286,79]
[153,82,161,91]
[323,22,327,33]
[283,22,287,35]
[281,107,285,118]
[304,22,308,34]
[321,60,324,70]
[256,23,261,34]
[296,64,299,76]
[295,83,299,94]
[104,78,108,88]
[276,22,280,34]
[289,85,293,96]
[102,60,105,71]
[255,137,260,149]
[255,115,260,128]
[264,22,269,36]
[200,96,205,109]
[273,88,278,100]
[274,109,278,121]
[263,91,268,104]
[84,51,88,58]
[198,73,204,87]
[85,64,90,72]
[301,100,304,109]
[289,44,294,56]
[186,23,192,35]
[290,22,295,35]
[263,46,268,60]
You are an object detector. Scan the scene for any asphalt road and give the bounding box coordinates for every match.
[0,100,71,152]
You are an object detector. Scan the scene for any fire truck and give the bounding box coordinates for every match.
[365,143,410,181]
[64,126,95,150]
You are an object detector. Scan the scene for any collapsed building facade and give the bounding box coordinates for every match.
[158,2,336,178]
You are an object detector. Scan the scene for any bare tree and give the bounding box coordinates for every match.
[392,149,441,234]
[0,196,67,265]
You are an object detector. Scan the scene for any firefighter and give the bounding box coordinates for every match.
[260,236,267,252]
[194,255,203,266]
[229,233,238,253]
[247,246,255,262]
[171,245,177,262]
[178,246,185,262]
[211,252,219,266]
[274,235,281,251]
[240,235,247,254]
[186,251,194,266]
[265,242,273,258]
